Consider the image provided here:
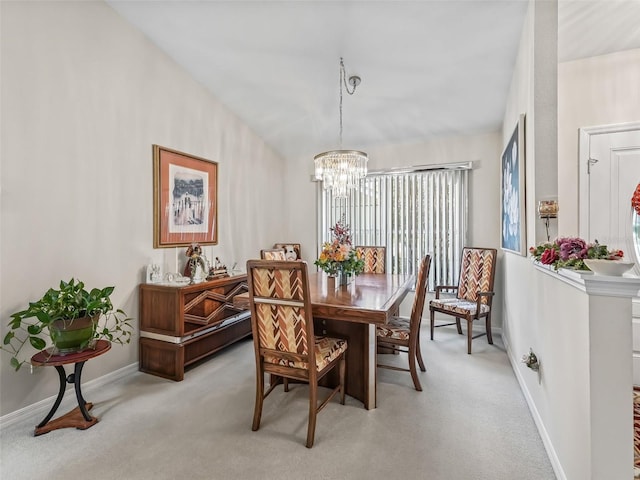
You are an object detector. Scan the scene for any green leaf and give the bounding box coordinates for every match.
[27,324,42,335]
[10,357,20,371]
[8,317,22,329]
[3,331,14,345]
[34,311,51,324]
[101,286,115,296]
[29,337,46,350]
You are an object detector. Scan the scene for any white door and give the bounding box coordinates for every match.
[580,123,640,384]
[586,129,640,263]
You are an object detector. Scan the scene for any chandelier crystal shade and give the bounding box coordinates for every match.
[314,149,368,198]
[314,58,368,198]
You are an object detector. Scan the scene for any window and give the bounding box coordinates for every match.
[318,163,470,290]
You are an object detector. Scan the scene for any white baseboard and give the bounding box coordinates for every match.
[502,335,567,480]
[0,362,139,430]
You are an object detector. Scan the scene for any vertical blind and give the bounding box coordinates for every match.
[318,165,470,290]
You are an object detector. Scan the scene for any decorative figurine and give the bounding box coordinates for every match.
[146,263,162,283]
[184,244,207,284]
[207,256,229,280]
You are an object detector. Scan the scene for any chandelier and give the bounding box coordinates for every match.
[314,58,368,198]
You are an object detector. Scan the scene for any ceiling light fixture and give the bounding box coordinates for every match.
[314,57,368,198]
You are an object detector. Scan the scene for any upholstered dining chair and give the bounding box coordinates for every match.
[429,247,497,354]
[260,248,286,260]
[246,259,347,448]
[376,255,431,391]
[356,246,386,273]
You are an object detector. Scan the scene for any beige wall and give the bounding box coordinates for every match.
[0,1,285,415]
[558,47,640,235]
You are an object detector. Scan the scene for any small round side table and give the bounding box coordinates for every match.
[30,340,111,436]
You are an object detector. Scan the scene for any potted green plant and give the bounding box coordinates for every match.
[2,278,133,371]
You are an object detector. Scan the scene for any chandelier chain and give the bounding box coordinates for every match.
[314,57,367,199]
[339,57,357,147]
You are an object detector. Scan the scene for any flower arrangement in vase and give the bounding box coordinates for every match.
[529,237,623,271]
[315,218,365,285]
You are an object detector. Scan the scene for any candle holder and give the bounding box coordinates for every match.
[537,200,558,242]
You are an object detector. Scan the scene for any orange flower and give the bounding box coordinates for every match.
[314,218,365,276]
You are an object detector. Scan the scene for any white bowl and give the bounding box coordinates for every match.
[583,259,635,276]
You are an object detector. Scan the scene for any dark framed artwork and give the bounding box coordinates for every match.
[501,114,526,255]
[153,145,218,248]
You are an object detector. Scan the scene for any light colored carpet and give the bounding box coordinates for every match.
[0,325,556,480]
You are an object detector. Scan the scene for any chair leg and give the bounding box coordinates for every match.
[430,309,435,340]
[456,317,463,335]
[416,333,426,372]
[284,378,289,392]
[306,381,318,448]
[339,356,346,405]
[408,343,423,391]
[467,320,473,354]
[252,368,265,431]
[486,314,493,345]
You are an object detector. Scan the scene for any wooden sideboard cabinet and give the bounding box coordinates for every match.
[139,274,251,381]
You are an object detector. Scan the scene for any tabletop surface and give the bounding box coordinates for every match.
[308,272,411,305]
[236,272,414,325]
[31,339,111,366]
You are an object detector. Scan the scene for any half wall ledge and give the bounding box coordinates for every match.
[531,259,640,479]
[533,260,640,298]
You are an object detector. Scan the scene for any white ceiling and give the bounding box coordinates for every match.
[106,0,640,160]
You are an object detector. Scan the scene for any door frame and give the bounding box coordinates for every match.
[578,121,640,239]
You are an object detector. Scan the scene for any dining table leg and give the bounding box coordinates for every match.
[315,318,377,409]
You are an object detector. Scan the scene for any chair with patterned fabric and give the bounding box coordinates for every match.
[376,255,431,391]
[356,246,386,273]
[246,259,347,448]
[429,247,497,354]
[260,248,286,260]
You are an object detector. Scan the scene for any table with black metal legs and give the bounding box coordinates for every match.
[30,340,111,436]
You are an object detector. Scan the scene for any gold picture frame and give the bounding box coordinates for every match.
[153,145,218,248]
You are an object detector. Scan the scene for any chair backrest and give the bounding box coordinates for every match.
[246,260,316,373]
[457,248,497,303]
[356,246,386,273]
[260,248,286,260]
[409,255,431,334]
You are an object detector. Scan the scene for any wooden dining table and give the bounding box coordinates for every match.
[234,272,414,409]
